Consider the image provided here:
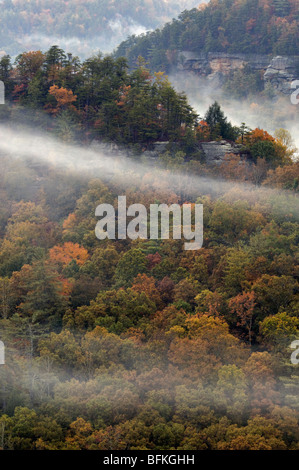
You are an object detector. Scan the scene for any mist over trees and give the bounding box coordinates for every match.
[0,0,298,452]
[0,45,296,169]
[0,0,205,58]
[0,44,298,448]
[0,131,298,448]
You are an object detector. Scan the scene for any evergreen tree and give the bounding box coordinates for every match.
[205,101,236,141]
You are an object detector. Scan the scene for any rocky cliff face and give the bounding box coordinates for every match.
[264,56,298,95]
[200,140,247,165]
[178,51,299,96]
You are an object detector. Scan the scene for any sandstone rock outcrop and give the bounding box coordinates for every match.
[200,140,247,165]
[178,51,298,96]
[264,56,298,95]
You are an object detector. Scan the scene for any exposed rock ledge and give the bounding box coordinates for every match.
[200,140,247,165]
[264,56,298,95]
[178,51,299,96]
[90,140,247,166]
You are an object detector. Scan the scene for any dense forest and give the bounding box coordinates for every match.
[0,41,298,449]
[0,0,203,58]
[1,46,297,164]
[0,47,200,145]
[115,0,299,70]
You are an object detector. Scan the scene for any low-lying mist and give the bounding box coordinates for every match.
[170,71,299,154]
[0,122,298,221]
[0,114,298,426]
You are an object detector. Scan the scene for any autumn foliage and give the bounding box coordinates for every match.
[49,242,89,268]
[47,85,77,115]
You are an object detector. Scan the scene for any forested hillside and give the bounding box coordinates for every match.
[0,0,298,452]
[1,46,297,166]
[0,48,198,146]
[115,0,299,70]
[0,41,299,449]
[0,121,298,450]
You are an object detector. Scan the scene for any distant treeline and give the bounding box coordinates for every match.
[115,0,299,71]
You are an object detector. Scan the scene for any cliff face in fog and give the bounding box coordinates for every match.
[264,56,298,95]
[178,51,299,96]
